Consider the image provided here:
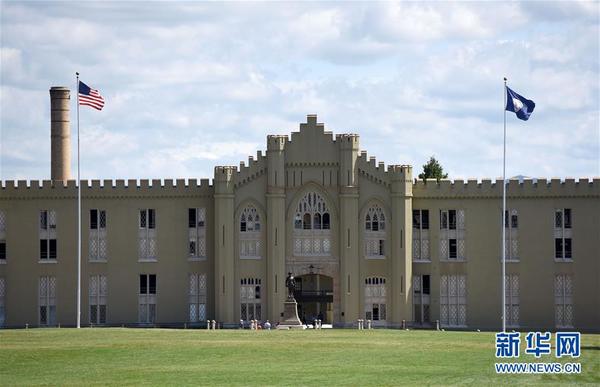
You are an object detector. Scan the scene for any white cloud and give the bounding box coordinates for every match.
[0,2,598,182]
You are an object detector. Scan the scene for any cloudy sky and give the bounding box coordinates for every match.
[1,1,598,182]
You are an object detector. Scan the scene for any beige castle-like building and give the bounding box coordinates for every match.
[0,87,598,331]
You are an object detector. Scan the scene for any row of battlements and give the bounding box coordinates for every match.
[1,178,213,191]
[413,178,600,197]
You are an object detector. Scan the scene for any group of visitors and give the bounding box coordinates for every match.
[240,319,272,330]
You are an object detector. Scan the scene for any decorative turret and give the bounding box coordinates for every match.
[267,135,287,192]
[388,165,413,197]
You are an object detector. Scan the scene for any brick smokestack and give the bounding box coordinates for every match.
[49,87,71,181]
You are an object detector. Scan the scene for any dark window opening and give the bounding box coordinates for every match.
[449,239,457,259]
[412,210,420,229]
[148,209,155,229]
[564,238,572,259]
[449,210,457,230]
[90,209,98,230]
[40,240,48,260]
[422,210,429,229]
[303,213,311,229]
[323,213,330,229]
[49,239,57,259]
[188,208,196,228]
[555,238,563,259]
[564,209,571,229]
[423,275,430,295]
[149,274,156,294]
[140,274,147,294]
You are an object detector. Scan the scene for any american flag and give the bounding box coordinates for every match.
[78,81,105,111]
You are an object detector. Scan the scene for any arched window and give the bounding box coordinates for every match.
[365,205,386,258]
[364,276,387,322]
[293,192,332,256]
[239,206,262,259]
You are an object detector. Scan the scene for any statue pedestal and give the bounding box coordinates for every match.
[277,300,305,330]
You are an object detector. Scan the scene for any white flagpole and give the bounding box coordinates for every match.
[502,77,507,333]
[76,72,81,329]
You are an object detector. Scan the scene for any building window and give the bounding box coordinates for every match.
[89,275,107,325]
[503,210,519,261]
[293,192,331,256]
[139,274,156,323]
[413,275,430,324]
[39,210,57,261]
[440,209,465,261]
[239,206,262,259]
[188,208,206,259]
[554,209,572,261]
[0,278,5,326]
[440,275,467,327]
[189,273,207,322]
[0,210,6,262]
[139,209,157,261]
[555,274,573,328]
[39,276,57,326]
[89,209,107,261]
[364,277,386,322]
[412,209,430,261]
[505,274,519,327]
[240,278,262,321]
[365,205,386,259]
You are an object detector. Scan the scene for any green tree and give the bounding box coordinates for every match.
[418,156,448,181]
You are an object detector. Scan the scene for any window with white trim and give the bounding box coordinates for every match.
[0,277,5,326]
[413,275,430,324]
[188,208,206,259]
[364,277,386,321]
[555,274,573,328]
[293,192,331,256]
[139,274,156,323]
[440,274,467,327]
[139,209,156,261]
[239,206,262,259]
[505,274,519,327]
[89,275,107,324]
[189,273,207,322]
[439,209,465,261]
[554,209,572,261]
[39,276,56,326]
[504,210,519,261]
[412,209,430,261]
[364,205,386,258]
[0,210,6,262]
[89,209,107,261]
[39,210,57,261]
[240,278,261,321]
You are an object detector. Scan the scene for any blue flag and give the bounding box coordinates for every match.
[505,86,535,121]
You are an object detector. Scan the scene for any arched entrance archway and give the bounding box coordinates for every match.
[295,274,333,324]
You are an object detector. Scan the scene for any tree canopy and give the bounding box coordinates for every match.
[418,156,448,181]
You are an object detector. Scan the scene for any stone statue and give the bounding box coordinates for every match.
[285,272,296,301]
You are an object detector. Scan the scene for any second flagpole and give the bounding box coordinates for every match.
[502,77,507,333]
[76,72,81,329]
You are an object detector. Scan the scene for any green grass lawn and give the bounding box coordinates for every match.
[0,328,598,386]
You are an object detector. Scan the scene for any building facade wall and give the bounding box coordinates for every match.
[0,116,598,330]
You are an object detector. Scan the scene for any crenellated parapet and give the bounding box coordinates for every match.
[0,178,213,200]
[335,133,359,150]
[412,178,600,199]
[235,151,268,189]
[357,151,390,188]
